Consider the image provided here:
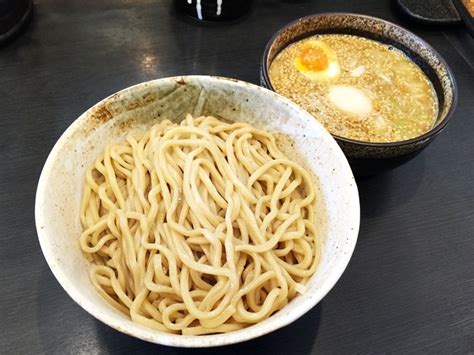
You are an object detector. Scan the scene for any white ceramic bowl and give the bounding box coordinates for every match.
[35,76,359,347]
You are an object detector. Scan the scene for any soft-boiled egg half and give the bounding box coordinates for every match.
[328,85,373,118]
[294,40,341,81]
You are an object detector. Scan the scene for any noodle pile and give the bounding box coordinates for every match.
[80,114,320,335]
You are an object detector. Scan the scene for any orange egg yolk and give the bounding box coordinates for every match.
[299,44,329,71]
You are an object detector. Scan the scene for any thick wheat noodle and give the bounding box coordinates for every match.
[80,114,321,335]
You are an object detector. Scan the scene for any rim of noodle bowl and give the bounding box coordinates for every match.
[35,76,360,347]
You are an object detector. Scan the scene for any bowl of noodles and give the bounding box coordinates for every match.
[35,76,359,347]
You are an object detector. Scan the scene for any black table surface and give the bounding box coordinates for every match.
[1,0,473,353]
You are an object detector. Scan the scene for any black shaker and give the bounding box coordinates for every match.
[174,0,253,22]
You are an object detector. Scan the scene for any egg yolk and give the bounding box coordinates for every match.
[299,44,329,72]
[294,40,341,81]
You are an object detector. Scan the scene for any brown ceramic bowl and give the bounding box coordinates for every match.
[260,13,458,176]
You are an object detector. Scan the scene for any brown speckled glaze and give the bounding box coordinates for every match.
[260,13,458,174]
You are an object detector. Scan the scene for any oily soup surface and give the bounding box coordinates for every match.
[269,34,438,143]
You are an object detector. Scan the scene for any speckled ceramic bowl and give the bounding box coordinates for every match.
[35,76,359,347]
[261,13,458,176]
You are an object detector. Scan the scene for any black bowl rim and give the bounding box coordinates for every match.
[261,12,459,148]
